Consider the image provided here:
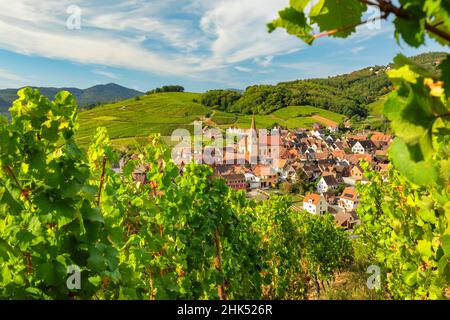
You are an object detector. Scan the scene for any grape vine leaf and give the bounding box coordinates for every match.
[268,7,313,44]
[389,138,439,185]
[310,0,366,38]
[393,3,426,47]
[442,235,450,257]
[417,240,433,259]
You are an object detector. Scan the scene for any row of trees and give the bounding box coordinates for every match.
[146,85,185,95]
[199,89,241,111]
[199,70,391,117]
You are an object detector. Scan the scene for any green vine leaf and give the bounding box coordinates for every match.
[311,0,366,38]
[389,138,439,185]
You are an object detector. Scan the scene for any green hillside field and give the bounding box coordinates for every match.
[351,95,388,130]
[76,92,345,148]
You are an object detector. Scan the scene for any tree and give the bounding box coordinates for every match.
[200,90,242,111]
[279,182,292,194]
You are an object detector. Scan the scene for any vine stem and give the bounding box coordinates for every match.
[4,165,33,206]
[434,112,450,119]
[149,180,165,269]
[312,13,388,40]
[26,252,31,274]
[312,273,320,300]
[148,268,155,300]
[96,156,107,206]
[356,0,450,43]
[214,226,227,300]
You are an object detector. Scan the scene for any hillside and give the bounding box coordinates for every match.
[76,92,209,147]
[201,51,447,118]
[0,83,143,117]
[0,98,7,122]
[76,92,344,148]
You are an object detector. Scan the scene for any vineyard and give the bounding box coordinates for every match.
[0,0,449,300]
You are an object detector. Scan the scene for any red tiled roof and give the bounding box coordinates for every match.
[303,193,322,205]
[370,132,392,142]
[332,150,345,159]
[340,187,357,201]
[254,165,275,176]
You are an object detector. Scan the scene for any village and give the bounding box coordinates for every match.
[118,114,392,231]
[173,113,393,230]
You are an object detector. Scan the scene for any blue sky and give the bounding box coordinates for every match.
[0,0,447,92]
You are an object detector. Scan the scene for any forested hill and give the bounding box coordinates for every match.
[0,83,143,117]
[201,51,447,118]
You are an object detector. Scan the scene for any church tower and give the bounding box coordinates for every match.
[247,114,259,164]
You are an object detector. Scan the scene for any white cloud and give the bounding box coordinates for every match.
[234,66,252,73]
[0,0,303,78]
[200,0,302,64]
[0,68,32,88]
[92,69,119,79]
[86,13,200,51]
[254,56,274,67]
[0,18,199,76]
[351,46,366,54]
[0,0,397,84]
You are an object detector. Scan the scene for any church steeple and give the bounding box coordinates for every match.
[251,113,257,131]
[247,113,259,164]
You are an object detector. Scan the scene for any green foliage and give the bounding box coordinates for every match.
[299,213,353,286]
[200,90,242,111]
[384,54,449,186]
[279,182,293,194]
[268,0,450,300]
[356,163,450,299]
[269,0,449,47]
[199,68,396,117]
[252,196,308,299]
[269,0,366,44]
[253,196,353,299]
[291,170,316,195]
[376,52,450,299]
[0,88,117,299]
[201,54,445,119]
[146,85,185,95]
[230,85,293,114]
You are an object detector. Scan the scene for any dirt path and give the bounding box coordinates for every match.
[311,115,338,127]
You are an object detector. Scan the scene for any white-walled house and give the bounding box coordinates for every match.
[338,187,359,211]
[244,173,261,190]
[350,140,376,154]
[317,175,339,193]
[303,193,328,215]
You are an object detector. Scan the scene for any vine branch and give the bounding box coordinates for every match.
[356,0,450,43]
[312,12,388,40]
[96,156,107,206]
[3,165,33,206]
[435,112,450,119]
[214,226,227,300]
